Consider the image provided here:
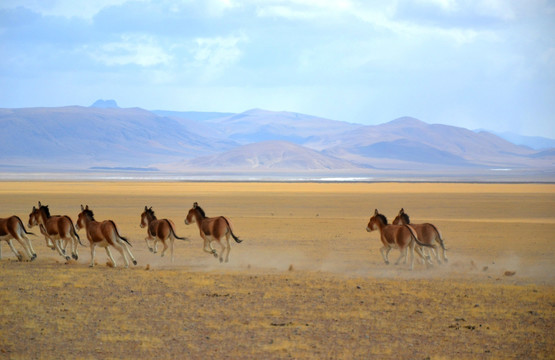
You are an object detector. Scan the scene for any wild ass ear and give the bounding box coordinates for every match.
[145,206,148,210]
[193,202,198,208]
[400,208,404,214]
[85,205,89,210]
[374,209,379,215]
[32,206,36,211]
[38,201,42,207]
[81,204,84,211]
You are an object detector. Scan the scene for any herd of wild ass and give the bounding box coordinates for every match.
[1,202,446,270]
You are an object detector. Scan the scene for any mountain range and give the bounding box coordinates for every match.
[0,100,553,180]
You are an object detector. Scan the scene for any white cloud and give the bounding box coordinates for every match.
[1,0,147,19]
[189,33,248,79]
[89,34,172,67]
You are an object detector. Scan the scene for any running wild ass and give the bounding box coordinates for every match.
[184,202,242,263]
[140,206,189,262]
[366,209,433,270]
[76,205,137,268]
[28,202,83,261]
[392,208,447,264]
[0,215,36,261]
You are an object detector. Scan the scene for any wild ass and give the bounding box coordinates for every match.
[140,206,189,262]
[0,215,37,261]
[184,202,242,263]
[366,209,433,270]
[76,205,137,268]
[392,208,447,264]
[28,202,83,261]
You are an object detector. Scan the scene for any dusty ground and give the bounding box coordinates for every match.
[0,181,553,359]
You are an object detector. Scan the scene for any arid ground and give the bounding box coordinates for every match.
[0,182,553,359]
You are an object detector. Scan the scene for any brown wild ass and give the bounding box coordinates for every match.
[184,202,242,263]
[0,215,37,261]
[28,202,83,261]
[76,205,137,268]
[392,208,447,264]
[366,209,433,270]
[140,206,189,262]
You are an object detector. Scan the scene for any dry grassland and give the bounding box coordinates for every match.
[0,181,554,359]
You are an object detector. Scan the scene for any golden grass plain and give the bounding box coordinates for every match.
[0,181,553,359]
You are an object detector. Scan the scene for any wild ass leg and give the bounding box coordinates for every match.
[26,237,37,260]
[120,241,137,266]
[13,233,35,261]
[414,246,433,268]
[66,236,78,260]
[105,246,118,267]
[380,246,391,265]
[89,243,96,267]
[53,238,70,260]
[394,247,408,266]
[224,236,231,263]
[170,238,174,263]
[6,240,23,261]
[45,236,55,250]
[145,236,155,253]
[160,239,169,258]
[409,242,415,270]
[111,242,130,268]
[201,235,217,258]
[218,240,226,263]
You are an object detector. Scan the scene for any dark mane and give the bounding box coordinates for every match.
[40,205,51,218]
[401,212,410,224]
[195,205,206,218]
[83,209,95,221]
[376,213,388,225]
[146,207,156,219]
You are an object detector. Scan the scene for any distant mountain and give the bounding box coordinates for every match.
[320,117,548,169]
[169,140,361,170]
[477,130,555,150]
[202,109,363,145]
[0,106,236,169]
[0,105,552,177]
[90,99,120,108]
[151,110,235,122]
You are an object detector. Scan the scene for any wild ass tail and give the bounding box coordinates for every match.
[110,220,132,247]
[16,216,35,236]
[66,216,85,247]
[428,223,446,250]
[166,219,189,241]
[404,225,434,248]
[223,217,242,243]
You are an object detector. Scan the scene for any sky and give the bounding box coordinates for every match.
[0,0,554,137]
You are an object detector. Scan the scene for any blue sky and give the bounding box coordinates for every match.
[1,0,554,137]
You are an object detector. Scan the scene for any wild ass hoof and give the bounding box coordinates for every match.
[89,264,94,268]
[65,256,71,261]
[384,261,389,265]
[219,257,223,263]
[31,255,37,261]
[133,260,137,265]
[17,254,23,261]
[72,254,78,260]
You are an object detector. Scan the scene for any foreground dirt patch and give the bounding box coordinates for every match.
[0,182,554,359]
[1,261,553,359]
